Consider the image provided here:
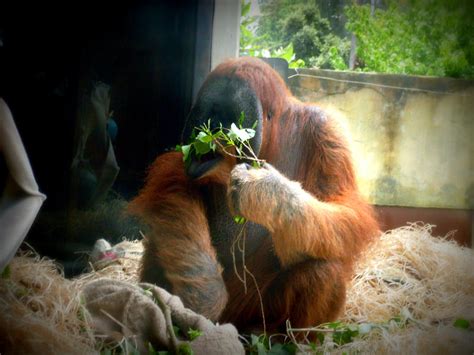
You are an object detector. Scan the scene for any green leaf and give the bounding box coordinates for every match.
[193,140,211,156]
[143,288,153,298]
[238,111,245,128]
[227,123,239,142]
[173,325,182,337]
[256,342,267,355]
[251,334,260,346]
[196,131,213,143]
[181,145,191,162]
[177,343,193,355]
[279,43,295,62]
[234,215,246,224]
[316,332,325,344]
[327,321,342,329]
[281,343,297,354]
[187,328,203,341]
[1,265,11,279]
[229,123,254,142]
[251,161,260,168]
[241,0,251,17]
[453,318,470,329]
[333,328,359,345]
[267,343,283,354]
[389,316,402,324]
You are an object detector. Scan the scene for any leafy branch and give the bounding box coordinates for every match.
[177,112,264,168]
[177,113,264,226]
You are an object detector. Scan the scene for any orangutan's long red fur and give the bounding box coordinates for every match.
[129,57,379,333]
[129,153,229,319]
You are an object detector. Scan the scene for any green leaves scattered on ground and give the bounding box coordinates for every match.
[260,313,417,354]
[186,328,203,341]
[246,334,297,355]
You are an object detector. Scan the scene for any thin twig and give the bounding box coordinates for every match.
[241,227,247,289]
[215,140,265,165]
[100,309,134,338]
[286,320,308,354]
[230,222,267,335]
[244,265,267,336]
[231,222,248,290]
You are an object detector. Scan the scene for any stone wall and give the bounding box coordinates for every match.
[289,69,474,209]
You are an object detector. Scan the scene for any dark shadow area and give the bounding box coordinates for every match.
[0,0,213,275]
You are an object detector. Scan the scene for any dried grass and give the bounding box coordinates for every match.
[1,224,473,354]
[0,251,96,354]
[289,223,474,354]
[345,223,474,324]
[74,239,142,288]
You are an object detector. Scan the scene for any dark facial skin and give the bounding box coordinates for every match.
[181,75,263,179]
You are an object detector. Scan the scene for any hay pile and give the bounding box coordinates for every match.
[0,225,473,354]
[345,223,474,324]
[0,240,142,355]
[289,223,474,354]
[0,254,96,354]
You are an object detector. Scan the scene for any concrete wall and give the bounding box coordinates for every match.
[289,69,474,210]
[211,0,241,69]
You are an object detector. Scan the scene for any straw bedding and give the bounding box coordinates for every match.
[0,224,473,354]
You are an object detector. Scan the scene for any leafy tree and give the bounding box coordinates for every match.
[240,0,267,57]
[241,0,473,77]
[256,1,350,69]
[345,0,474,77]
[240,0,305,68]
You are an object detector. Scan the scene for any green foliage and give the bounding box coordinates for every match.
[240,0,268,58]
[308,34,350,70]
[326,321,361,346]
[258,43,306,69]
[172,325,182,337]
[246,334,296,355]
[252,0,350,70]
[453,318,470,329]
[177,114,263,225]
[147,342,169,355]
[345,0,474,78]
[177,343,193,355]
[242,0,473,77]
[1,264,11,279]
[239,0,306,68]
[257,0,309,48]
[186,328,203,341]
[282,313,413,352]
[177,115,262,168]
[233,215,247,224]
